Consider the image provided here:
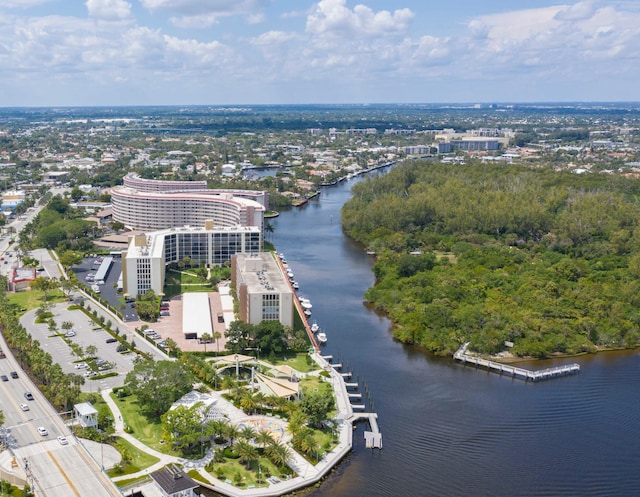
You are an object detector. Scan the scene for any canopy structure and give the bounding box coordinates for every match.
[254,371,300,400]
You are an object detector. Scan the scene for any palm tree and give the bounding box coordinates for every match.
[240,391,257,414]
[213,331,222,353]
[224,423,240,447]
[266,441,292,469]
[255,429,274,450]
[201,332,212,353]
[235,440,259,470]
[239,425,256,443]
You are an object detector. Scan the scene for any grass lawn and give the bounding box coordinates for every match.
[110,392,179,456]
[7,289,66,313]
[274,353,318,373]
[188,469,214,484]
[299,376,333,397]
[210,456,284,488]
[107,437,160,477]
[114,475,152,489]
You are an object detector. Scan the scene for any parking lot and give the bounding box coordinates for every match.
[72,255,139,322]
[20,303,145,391]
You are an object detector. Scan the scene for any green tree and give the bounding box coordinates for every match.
[124,359,194,418]
[299,390,334,428]
[161,403,204,451]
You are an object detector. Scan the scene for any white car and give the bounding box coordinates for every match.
[20,403,29,411]
[65,330,76,338]
[74,362,87,369]
[57,436,68,445]
[37,427,49,436]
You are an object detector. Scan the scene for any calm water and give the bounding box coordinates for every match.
[270,173,640,497]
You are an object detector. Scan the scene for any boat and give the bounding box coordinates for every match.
[311,321,319,333]
[300,299,312,310]
[304,309,312,317]
[292,281,299,289]
[278,252,284,259]
[316,331,327,344]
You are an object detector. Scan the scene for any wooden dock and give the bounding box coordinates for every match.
[454,342,580,381]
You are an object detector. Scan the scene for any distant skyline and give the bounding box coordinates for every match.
[0,0,639,107]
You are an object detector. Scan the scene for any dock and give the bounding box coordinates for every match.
[454,342,580,381]
[353,413,382,449]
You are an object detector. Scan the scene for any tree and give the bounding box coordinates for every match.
[124,359,194,418]
[201,332,212,353]
[85,344,98,358]
[234,440,259,469]
[163,337,178,356]
[58,250,82,269]
[161,404,204,451]
[266,441,291,468]
[213,331,222,353]
[299,391,335,428]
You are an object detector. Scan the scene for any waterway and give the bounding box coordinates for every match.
[269,171,640,497]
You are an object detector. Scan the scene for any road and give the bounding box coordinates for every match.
[0,187,122,497]
[0,332,122,497]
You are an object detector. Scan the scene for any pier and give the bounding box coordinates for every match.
[454,342,580,381]
[353,413,383,449]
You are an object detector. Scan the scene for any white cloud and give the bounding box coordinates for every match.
[86,0,132,21]
[554,0,597,21]
[169,14,219,29]
[140,0,270,17]
[251,30,297,46]
[306,0,414,38]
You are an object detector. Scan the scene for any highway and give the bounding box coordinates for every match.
[0,188,123,497]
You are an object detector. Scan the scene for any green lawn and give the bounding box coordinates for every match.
[107,437,160,477]
[7,289,66,313]
[274,353,319,373]
[110,393,179,456]
[210,455,285,488]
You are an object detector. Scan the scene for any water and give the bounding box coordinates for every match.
[270,173,640,497]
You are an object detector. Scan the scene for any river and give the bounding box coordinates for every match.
[269,171,640,497]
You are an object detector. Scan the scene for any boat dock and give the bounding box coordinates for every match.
[353,413,383,449]
[454,342,580,381]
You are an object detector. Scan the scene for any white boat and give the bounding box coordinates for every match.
[316,331,327,344]
[278,252,284,259]
[300,299,312,310]
[292,281,299,289]
[311,321,319,332]
[304,309,312,317]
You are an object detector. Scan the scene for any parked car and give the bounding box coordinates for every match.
[106,338,117,343]
[160,310,170,316]
[74,362,87,369]
[65,330,76,338]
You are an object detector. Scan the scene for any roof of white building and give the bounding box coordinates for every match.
[182,292,212,339]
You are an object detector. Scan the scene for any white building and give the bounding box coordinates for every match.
[123,223,261,298]
[111,173,268,232]
[231,252,294,329]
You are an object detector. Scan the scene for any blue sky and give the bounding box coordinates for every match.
[0,0,638,106]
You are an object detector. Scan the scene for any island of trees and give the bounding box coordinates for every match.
[342,160,640,358]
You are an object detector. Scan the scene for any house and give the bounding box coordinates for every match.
[150,465,199,497]
[74,402,98,428]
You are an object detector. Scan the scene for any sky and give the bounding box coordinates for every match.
[0,0,639,106]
